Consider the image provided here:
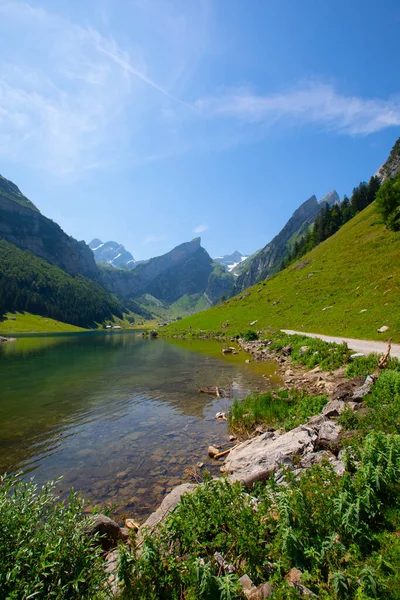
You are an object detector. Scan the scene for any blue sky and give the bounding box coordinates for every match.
[0,0,399,260]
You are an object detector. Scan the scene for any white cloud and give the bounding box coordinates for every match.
[143,234,167,245]
[0,2,136,175]
[193,224,208,233]
[194,82,400,135]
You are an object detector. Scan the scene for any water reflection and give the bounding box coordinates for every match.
[0,332,280,518]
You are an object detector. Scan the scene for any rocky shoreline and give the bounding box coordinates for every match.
[100,336,376,595]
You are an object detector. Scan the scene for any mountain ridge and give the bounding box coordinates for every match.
[234,190,339,291]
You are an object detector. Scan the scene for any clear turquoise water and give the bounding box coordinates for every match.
[0,332,279,519]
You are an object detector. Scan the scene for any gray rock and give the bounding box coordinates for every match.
[86,514,123,551]
[299,450,334,469]
[239,574,254,592]
[322,400,346,418]
[104,549,119,595]
[299,345,310,356]
[288,582,317,597]
[222,426,317,486]
[350,352,365,359]
[140,483,197,533]
[306,414,326,430]
[353,375,375,400]
[318,421,342,449]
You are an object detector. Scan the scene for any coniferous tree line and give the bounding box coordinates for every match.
[0,239,123,327]
[283,176,381,268]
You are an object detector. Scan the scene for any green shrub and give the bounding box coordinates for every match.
[228,389,327,433]
[269,332,352,371]
[242,329,259,341]
[346,354,400,378]
[117,432,400,599]
[0,474,109,599]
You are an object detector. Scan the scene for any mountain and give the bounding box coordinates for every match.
[0,174,39,212]
[213,251,248,272]
[0,174,99,280]
[234,190,339,292]
[89,239,137,270]
[0,238,122,328]
[163,201,400,343]
[100,237,235,306]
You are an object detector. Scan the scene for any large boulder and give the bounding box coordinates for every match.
[318,421,342,451]
[221,426,317,487]
[140,483,197,534]
[86,514,125,551]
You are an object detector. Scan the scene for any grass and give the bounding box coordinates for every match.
[229,389,328,434]
[0,312,86,333]
[163,203,400,343]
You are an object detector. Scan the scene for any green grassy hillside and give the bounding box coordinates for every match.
[0,312,85,333]
[164,202,400,342]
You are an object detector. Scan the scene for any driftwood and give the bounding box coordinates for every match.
[209,444,240,460]
[198,385,222,397]
[378,339,392,369]
[197,385,232,398]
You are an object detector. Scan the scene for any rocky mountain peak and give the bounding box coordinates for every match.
[89,238,136,270]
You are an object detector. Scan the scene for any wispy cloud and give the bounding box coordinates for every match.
[143,234,167,245]
[0,2,134,175]
[195,82,400,135]
[193,224,208,233]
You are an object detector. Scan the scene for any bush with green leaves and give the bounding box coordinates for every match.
[242,329,259,341]
[345,353,400,379]
[117,432,400,599]
[228,389,327,434]
[0,474,109,600]
[268,332,352,371]
[341,369,400,438]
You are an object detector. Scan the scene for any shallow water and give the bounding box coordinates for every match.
[0,332,280,519]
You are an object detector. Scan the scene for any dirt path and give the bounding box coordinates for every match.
[282,330,400,360]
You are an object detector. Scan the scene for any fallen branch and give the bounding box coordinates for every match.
[378,339,392,369]
[212,444,240,460]
[197,385,225,398]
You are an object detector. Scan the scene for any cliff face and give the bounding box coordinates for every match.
[235,192,339,292]
[0,193,99,280]
[377,137,400,181]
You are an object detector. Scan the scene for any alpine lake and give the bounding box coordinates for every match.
[0,331,280,520]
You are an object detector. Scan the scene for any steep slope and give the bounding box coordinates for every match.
[100,238,235,305]
[89,239,137,270]
[0,174,98,280]
[163,202,400,342]
[214,251,247,271]
[0,174,39,212]
[235,190,339,292]
[0,239,122,328]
